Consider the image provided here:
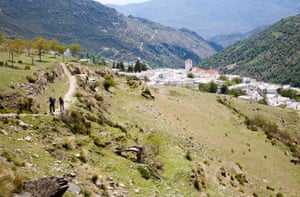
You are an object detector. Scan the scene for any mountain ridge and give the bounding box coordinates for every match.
[110,0,300,38]
[199,14,300,87]
[0,0,216,68]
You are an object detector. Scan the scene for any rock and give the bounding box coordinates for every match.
[0,129,8,135]
[24,136,32,142]
[18,120,33,128]
[32,154,39,159]
[118,183,125,188]
[134,188,140,193]
[69,172,77,177]
[68,182,80,194]
[23,176,69,197]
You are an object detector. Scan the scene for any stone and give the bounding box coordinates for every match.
[32,154,39,159]
[68,182,80,194]
[118,183,125,188]
[23,176,69,197]
[24,136,32,142]
[0,129,8,135]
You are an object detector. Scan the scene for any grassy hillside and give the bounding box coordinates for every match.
[0,51,299,196]
[200,14,300,87]
[0,0,216,68]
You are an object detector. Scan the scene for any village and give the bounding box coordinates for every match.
[120,59,300,110]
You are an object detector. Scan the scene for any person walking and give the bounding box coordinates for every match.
[49,97,56,113]
[59,96,64,112]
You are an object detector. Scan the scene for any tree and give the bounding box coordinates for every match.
[220,84,229,94]
[5,38,24,67]
[127,65,134,72]
[134,60,141,72]
[134,60,147,72]
[48,39,58,58]
[24,39,34,65]
[56,45,67,62]
[69,43,81,57]
[208,82,218,93]
[33,37,48,62]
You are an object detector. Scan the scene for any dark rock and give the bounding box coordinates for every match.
[22,176,69,197]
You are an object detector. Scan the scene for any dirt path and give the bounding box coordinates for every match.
[0,63,76,118]
[61,63,76,111]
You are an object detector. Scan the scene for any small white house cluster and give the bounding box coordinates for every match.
[119,59,300,110]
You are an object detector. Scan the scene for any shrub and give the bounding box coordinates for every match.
[137,166,150,180]
[245,115,278,134]
[63,136,75,150]
[228,88,246,97]
[235,173,248,186]
[276,192,284,197]
[61,111,91,135]
[187,72,194,78]
[24,65,31,70]
[145,133,163,156]
[26,75,37,83]
[103,75,116,91]
[79,148,88,163]
[185,150,193,161]
[198,82,217,93]
[0,164,25,195]
[0,61,4,66]
[141,87,155,99]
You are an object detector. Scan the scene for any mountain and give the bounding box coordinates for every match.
[199,14,300,87]
[0,0,216,68]
[209,26,269,48]
[110,0,300,38]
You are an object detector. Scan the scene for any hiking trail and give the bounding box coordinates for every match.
[0,63,76,118]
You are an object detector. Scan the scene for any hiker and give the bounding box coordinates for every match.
[59,96,64,112]
[49,97,56,113]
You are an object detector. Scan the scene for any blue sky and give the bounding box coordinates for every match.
[95,0,149,5]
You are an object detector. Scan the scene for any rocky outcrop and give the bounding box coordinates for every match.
[22,176,69,197]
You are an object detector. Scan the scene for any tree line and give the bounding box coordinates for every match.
[0,32,81,66]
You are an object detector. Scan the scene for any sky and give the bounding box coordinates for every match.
[95,0,150,5]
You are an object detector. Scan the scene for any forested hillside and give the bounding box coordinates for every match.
[200,14,300,87]
[0,0,216,68]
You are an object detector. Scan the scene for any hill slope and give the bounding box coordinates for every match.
[0,0,216,68]
[0,52,299,196]
[200,14,300,87]
[110,0,300,38]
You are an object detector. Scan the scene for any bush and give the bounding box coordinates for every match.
[63,136,75,150]
[61,111,91,135]
[235,173,248,186]
[24,65,31,70]
[245,115,278,134]
[187,72,194,78]
[137,166,150,180]
[103,75,116,91]
[79,148,88,163]
[26,75,37,83]
[0,61,4,66]
[228,88,246,97]
[198,82,217,93]
[141,87,155,99]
